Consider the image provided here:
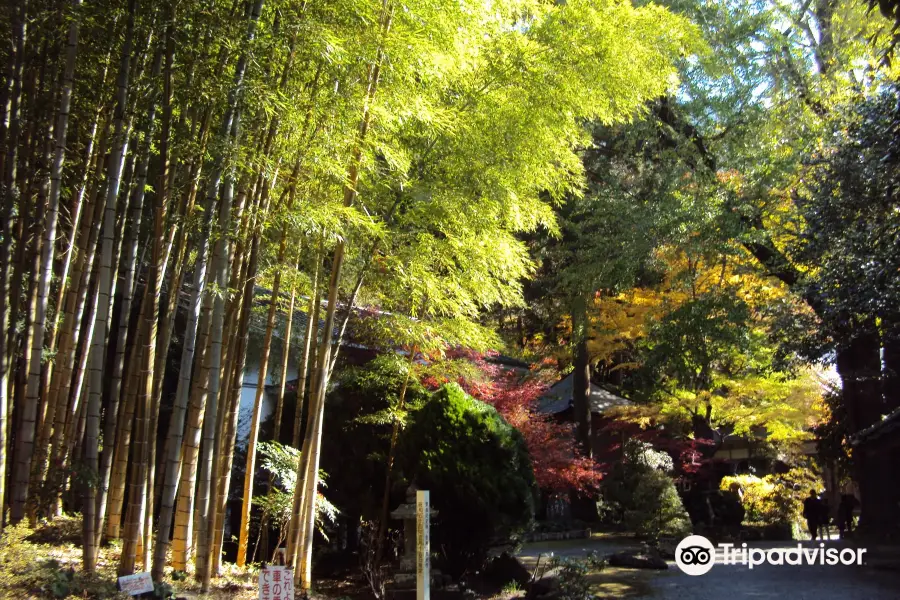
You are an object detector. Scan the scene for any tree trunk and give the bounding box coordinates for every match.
[835,330,882,534]
[105,326,143,539]
[194,3,264,587]
[45,123,110,491]
[373,349,414,566]
[209,187,254,575]
[194,155,237,588]
[96,49,163,544]
[292,6,393,585]
[154,135,218,576]
[570,296,597,522]
[86,0,136,571]
[273,285,296,442]
[571,296,592,459]
[236,165,298,565]
[170,287,214,570]
[10,145,45,525]
[24,2,83,503]
[0,0,27,530]
[292,252,322,447]
[34,111,107,494]
[210,248,256,575]
[236,254,279,567]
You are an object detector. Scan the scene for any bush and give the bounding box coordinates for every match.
[720,466,819,533]
[625,469,692,538]
[400,383,536,577]
[600,440,691,539]
[550,557,591,600]
[321,354,431,523]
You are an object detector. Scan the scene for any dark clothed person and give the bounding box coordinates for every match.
[803,491,822,541]
[838,494,859,538]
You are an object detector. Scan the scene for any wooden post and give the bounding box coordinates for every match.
[416,490,430,600]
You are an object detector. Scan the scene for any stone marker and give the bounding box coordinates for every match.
[259,565,294,600]
[118,572,154,595]
[417,489,430,600]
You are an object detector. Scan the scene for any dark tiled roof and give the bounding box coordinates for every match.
[850,407,900,447]
[536,373,631,415]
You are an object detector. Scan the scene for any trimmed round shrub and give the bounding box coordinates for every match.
[600,440,691,538]
[400,383,536,577]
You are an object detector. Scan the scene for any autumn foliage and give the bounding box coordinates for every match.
[421,350,602,492]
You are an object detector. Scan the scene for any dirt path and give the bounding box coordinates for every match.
[517,536,900,599]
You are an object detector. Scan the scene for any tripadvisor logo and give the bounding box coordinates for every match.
[675,535,716,576]
[674,535,868,576]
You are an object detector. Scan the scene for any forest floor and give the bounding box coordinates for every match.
[0,515,258,599]
[8,520,898,600]
[0,516,513,600]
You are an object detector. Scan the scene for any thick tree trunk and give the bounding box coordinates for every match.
[10,154,45,525]
[210,241,256,575]
[570,296,597,522]
[33,111,106,492]
[835,330,883,535]
[105,329,142,539]
[125,23,172,574]
[45,125,110,486]
[152,110,211,514]
[195,3,264,587]
[194,159,237,588]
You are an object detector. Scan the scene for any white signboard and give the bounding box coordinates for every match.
[416,490,430,600]
[118,572,154,595]
[259,565,294,600]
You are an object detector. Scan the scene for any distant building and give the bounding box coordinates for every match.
[535,374,631,520]
[536,372,631,460]
[850,407,900,536]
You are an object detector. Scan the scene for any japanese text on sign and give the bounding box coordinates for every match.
[259,565,294,600]
[417,490,430,600]
[118,572,154,595]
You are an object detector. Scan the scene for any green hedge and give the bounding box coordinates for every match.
[400,383,536,576]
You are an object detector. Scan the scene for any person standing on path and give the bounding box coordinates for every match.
[837,494,859,538]
[803,489,822,540]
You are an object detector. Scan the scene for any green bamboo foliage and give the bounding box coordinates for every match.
[0,0,705,583]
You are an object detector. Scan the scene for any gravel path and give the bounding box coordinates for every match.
[647,540,900,600]
[517,537,900,600]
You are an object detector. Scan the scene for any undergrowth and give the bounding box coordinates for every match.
[0,514,258,599]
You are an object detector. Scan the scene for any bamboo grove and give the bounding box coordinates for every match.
[0,0,699,591]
